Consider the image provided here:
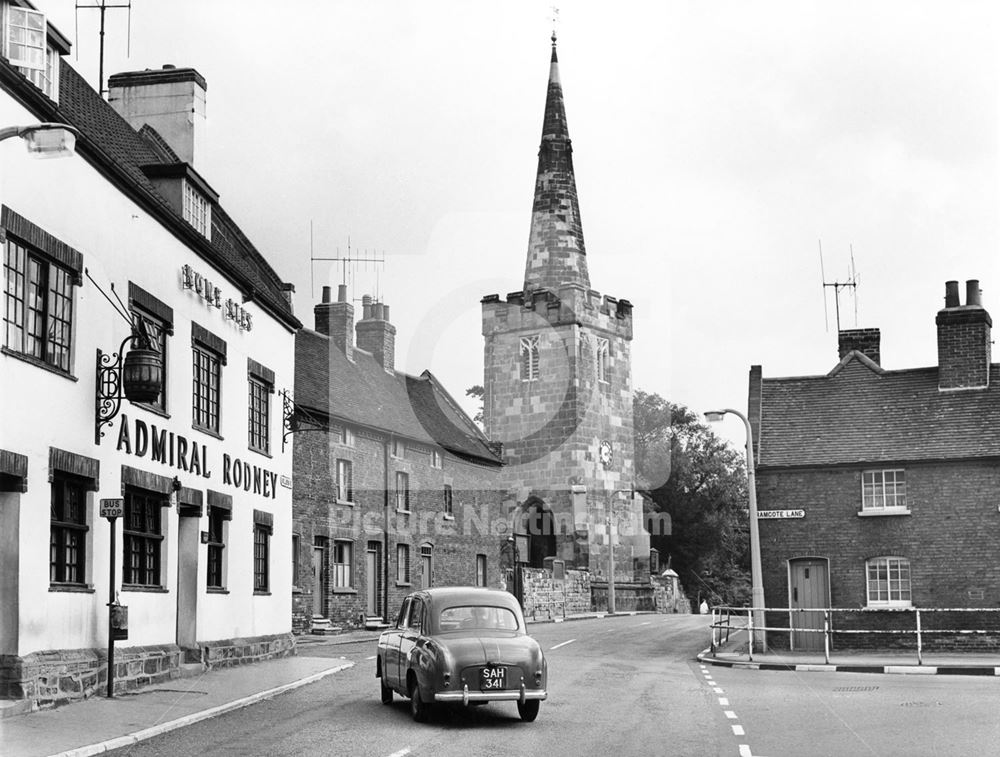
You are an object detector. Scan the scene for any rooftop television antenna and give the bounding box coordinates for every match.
[309,222,386,304]
[819,240,860,332]
[75,0,132,98]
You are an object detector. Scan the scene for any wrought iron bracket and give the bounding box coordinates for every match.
[281,389,331,452]
[95,334,134,445]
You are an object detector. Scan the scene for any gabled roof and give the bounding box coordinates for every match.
[756,351,1000,468]
[295,329,502,465]
[1,57,300,331]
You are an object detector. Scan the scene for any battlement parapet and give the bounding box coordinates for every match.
[482,285,633,339]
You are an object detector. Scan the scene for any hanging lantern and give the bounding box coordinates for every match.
[122,347,163,403]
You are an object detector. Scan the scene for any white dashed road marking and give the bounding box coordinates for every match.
[385,749,411,757]
[718,697,729,706]
[732,725,745,736]
[366,655,376,660]
[550,639,577,650]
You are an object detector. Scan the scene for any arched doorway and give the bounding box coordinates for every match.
[517,498,556,568]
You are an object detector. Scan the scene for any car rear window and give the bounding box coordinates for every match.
[439,605,519,632]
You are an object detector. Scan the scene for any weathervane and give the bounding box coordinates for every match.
[550,5,560,42]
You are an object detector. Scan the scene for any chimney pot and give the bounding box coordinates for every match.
[362,295,372,320]
[321,285,332,303]
[374,303,384,320]
[337,284,348,303]
[383,305,391,322]
[945,280,960,308]
[966,279,982,308]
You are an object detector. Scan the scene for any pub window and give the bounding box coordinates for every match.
[333,540,353,589]
[50,472,89,585]
[123,488,165,587]
[4,6,61,101]
[247,359,274,455]
[206,505,229,589]
[476,554,487,587]
[183,181,212,239]
[336,459,353,503]
[520,335,540,381]
[395,471,410,513]
[3,234,75,373]
[443,484,453,516]
[396,543,411,584]
[192,323,226,434]
[129,284,173,414]
[253,510,273,594]
[596,337,611,383]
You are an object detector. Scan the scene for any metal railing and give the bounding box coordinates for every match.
[710,605,1000,665]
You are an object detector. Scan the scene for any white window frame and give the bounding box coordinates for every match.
[338,426,354,447]
[859,469,908,515]
[336,458,353,503]
[520,334,540,381]
[431,450,442,469]
[395,471,410,513]
[596,337,611,384]
[332,539,353,589]
[476,554,487,587]
[865,556,912,607]
[396,543,411,585]
[183,180,212,238]
[6,6,45,70]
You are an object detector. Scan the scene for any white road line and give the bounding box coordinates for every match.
[639,621,651,626]
[718,697,729,706]
[385,749,411,757]
[725,710,738,719]
[739,746,753,757]
[366,655,377,660]
[706,680,716,686]
[732,725,745,736]
[713,687,724,694]
[550,639,577,650]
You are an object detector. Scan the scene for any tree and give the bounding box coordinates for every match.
[634,390,750,607]
[465,385,484,427]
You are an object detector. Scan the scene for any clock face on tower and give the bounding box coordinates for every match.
[599,440,613,468]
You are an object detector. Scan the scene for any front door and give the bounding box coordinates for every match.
[312,542,326,617]
[366,541,382,618]
[789,558,829,651]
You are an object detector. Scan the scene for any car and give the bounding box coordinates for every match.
[376,586,548,722]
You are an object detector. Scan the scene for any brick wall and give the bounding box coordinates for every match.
[293,423,507,632]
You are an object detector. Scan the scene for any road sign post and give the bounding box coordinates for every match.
[100,498,123,698]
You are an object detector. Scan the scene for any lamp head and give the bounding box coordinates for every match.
[704,410,727,423]
[24,125,77,158]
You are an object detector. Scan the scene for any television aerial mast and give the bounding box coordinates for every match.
[819,240,860,332]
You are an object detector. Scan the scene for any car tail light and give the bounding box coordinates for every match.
[443,672,451,687]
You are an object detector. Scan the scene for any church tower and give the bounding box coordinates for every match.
[482,36,649,580]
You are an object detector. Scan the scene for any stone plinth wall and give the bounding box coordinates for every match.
[201,632,295,669]
[517,567,592,621]
[650,574,690,614]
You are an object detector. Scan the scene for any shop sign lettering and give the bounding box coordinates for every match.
[181,264,253,331]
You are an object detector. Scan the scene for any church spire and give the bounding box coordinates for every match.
[523,34,590,292]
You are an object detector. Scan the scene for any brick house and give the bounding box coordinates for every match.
[292,286,505,633]
[748,279,1000,650]
[2,1,300,705]
[481,37,651,588]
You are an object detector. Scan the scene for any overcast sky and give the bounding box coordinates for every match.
[42,0,1000,449]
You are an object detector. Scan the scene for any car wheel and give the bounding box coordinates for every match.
[409,677,430,722]
[517,699,540,722]
[380,676,393,705]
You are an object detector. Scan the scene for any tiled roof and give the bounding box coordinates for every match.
[2,58,299,330]
[295,329,501,464]
[757,353,1000,468]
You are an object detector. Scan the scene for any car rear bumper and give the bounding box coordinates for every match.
[435,684,547,706]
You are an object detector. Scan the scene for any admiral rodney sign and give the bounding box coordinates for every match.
[115,414,279,499]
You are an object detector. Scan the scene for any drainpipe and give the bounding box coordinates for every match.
[383,439,390,622]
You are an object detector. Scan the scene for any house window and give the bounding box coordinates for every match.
[192,324,226,434]
[862,469,907,511]
[206,505,229,589]
[5,6,59,100]
[338,426,354,446]
[443,484,453,516]
[123,489,165,587]
[476,554,487,587]
[291,533,300,587]
[183,181,211,238]
[129,285,173,413]
[247,359,274,454]
[333,540,353,588]
[431,450,442,469]
[395,471,410,512]
[866,557,912,606]
[520,335,540,381]
[50,472,89,585]
[420,544,433,588]
[596,337,611,383]
[392,438,405,459]
[336,459,353,503]
[3,235,75,372]
[397,543,411,584]
[253,510,273,593]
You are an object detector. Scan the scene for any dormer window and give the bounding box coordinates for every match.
[4,5,61,101]
[183,180,211,238]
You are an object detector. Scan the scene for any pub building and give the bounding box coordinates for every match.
[1,1,300,705]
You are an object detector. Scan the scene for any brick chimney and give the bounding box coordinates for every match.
[838,328,881,365]
[355,295,396,372]
[937,279,992,390]
[108,65,207,167]
[314,285,354,354]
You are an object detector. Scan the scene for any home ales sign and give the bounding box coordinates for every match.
[115,414,279,499]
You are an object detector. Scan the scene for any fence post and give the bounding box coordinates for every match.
[915,609,923,666]
[710,607,717,652]
[747,608,754,662]
[824,610,830,665]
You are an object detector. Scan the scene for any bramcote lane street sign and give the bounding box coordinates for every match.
[757,509,805,519]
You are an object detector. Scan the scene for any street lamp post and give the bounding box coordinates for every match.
[704,408,766,651]
[0,122,80,156]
